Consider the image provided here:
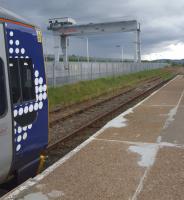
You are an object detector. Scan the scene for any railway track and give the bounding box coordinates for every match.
[45,76,175,167]
[49,77,161,127]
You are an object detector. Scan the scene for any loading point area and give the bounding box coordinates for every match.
[3,75,184,200]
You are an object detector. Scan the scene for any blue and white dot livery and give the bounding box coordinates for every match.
[0,7,48,184]
[8,29,48,153]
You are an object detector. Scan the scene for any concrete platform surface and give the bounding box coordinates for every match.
[2,75,184,200]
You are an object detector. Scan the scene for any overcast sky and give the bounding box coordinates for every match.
[0,0,184,60]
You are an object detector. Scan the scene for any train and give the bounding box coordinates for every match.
[0,7,48,185]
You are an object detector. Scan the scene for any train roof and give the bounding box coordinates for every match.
[0,7,35,28]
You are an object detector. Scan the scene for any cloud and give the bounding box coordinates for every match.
[0,0,183,59]
[143,42,184,60]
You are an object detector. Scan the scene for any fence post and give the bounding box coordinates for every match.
[91,62,93,80]
[53,62,56,87]
[67,63,70,84]
[80,62,83,80]
[112,63,114,77]
[106,62,108,76]
[99,62,101,78]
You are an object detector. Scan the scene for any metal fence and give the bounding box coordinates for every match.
[45,62,168,87]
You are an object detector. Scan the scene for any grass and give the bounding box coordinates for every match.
[48,67,174,110]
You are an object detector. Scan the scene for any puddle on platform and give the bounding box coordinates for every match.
[18,190,64,200]
[128,143,159,167]
[18,192,48,200]
[103,108,133,129]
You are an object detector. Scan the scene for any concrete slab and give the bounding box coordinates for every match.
[143,75,184,106]
[13,140,146,200]
[143,91,182,106]
[137,147,184,200]
[161,75,184,92]
[96,106,171,143]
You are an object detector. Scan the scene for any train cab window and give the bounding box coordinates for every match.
[9,58,35,105]
[0,59,6,116]
[19,59,35,102]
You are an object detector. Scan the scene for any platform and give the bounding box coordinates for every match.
[3,75,184,200]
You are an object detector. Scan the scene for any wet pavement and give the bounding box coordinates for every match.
[2,75,184,200]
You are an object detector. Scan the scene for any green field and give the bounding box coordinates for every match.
[48,68,174,110]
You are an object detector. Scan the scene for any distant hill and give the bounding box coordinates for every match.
[150,59,184,65]
[44,54,184,65]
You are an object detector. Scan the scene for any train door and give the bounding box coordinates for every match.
[4,22,48,177]
[0,23,13,183]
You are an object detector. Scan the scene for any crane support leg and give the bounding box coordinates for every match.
[134,24,141,63]
[137,28,141,63]
[60,36,68,69]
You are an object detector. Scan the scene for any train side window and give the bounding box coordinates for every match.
[19,59,35,102]
[9,59,21,104]
[0,59,6,116]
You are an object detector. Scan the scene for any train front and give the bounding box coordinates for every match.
[0,8,48,184]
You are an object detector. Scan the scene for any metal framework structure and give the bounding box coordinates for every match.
[48,19,141,67]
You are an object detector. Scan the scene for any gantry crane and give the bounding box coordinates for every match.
[48,18,141,68]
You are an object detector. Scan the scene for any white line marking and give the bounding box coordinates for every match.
[131,167,151,200]
[94,138,156,145]
[94,138,184,149]
[163,86,184,129]
[150,105,176,107]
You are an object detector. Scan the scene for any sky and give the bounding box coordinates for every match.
[0,0,184,60]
